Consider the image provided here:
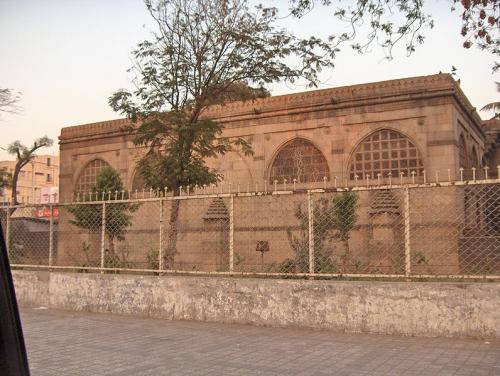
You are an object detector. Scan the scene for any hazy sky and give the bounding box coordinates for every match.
[1,0,498,159]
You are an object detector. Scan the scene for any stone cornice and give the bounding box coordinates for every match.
[60,118,130,141]
[59,74,484,144]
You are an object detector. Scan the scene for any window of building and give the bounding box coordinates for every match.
[75,159,109,193]
[47,174,53,183]
[458,134,468,170]
[470,146,480,170]
[47,158,51,167]
[131,171,148,192]
[269,138,329,183]
[348,129,424,180]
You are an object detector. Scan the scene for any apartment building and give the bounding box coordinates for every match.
[0,154,59,203]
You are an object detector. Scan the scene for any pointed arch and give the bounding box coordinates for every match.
[348,128,424,180]
[131,169,148,192]
[459,133,468,170]
[269,138,329,184]
[75,159,110,193]
[470,145,480,170]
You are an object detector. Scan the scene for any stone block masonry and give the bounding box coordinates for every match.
[12,270,500,338]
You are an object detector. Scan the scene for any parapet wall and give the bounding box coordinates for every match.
[13,270,500,338]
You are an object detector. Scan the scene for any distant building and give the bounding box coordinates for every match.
[0,155,60,204]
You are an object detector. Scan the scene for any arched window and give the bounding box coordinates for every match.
[459,134,468,170]
[269,138,329,183]
[75,159,109,193]
[348,129,424,180]
[131,171,148,192]
[470,146,479,169]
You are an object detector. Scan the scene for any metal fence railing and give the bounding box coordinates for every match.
[1,180,499,280]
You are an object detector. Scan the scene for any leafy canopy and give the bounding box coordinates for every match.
[7,136,53,165]
[287,0,500,70]
[69,166,139,242]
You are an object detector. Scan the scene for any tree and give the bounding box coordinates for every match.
[330,192,358,269]
[110,0,336,268]
[68,166,139,265]
[287,0,500,69]
[481,81,500,119]
[207,80,271,105]
[283,192,358,273]
[0,88,22,116]
[5,136,53,205]
[284,198,338,273]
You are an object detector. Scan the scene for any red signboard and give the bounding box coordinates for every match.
[32,208,59,218]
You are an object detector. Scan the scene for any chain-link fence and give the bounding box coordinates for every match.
[2,181,499,279]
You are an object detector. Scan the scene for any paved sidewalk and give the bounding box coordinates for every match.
[21,308,500,376]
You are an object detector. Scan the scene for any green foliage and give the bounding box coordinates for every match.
[104,248,134,270]
[131,115,250,192]
[207,81,271,105]
[331,192,358,243]
[68,166,139,256]
[147,248,160,270]
[7,136,53,161]
[282,192,359,273]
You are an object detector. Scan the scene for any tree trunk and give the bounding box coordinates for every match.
[108,235,115,257]
[10,165,20,205]
[164,198,180,269]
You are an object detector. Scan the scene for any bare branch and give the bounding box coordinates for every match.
[0,88,22,116]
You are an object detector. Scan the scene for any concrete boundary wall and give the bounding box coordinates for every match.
[12,270,500,338]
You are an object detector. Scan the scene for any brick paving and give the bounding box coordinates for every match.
[20,308,500,376]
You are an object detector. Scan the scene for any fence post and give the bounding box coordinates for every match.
[404,187,411,277]
[308,191,315,275]
[158,199,163,271]
[229,194,234,273]
[100,201,106,273]
[49,204,54,267]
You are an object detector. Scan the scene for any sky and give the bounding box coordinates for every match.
[0,0,498,160]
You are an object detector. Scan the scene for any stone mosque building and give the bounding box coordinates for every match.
[56,74,500,274]
[60,74,499,199]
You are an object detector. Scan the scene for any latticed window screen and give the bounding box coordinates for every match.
[269,138,329,183]
[349,129,424,180]
[75,159,109,193]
